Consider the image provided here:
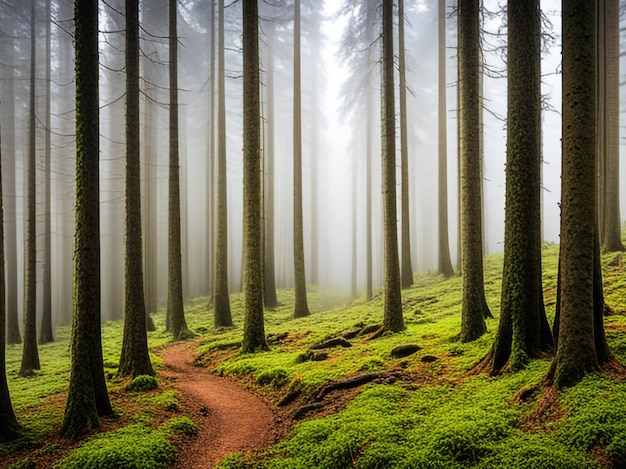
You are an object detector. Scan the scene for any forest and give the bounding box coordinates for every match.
[1,0,626,467]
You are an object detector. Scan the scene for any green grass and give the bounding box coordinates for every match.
[2,241,626,468]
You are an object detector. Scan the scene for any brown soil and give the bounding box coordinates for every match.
[159,340,279,468]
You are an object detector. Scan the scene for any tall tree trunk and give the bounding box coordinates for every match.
[0,108,20,442]
[119,0,154,378]
[60,0,114,437]
[477,0,552,375]
[213,0,233,328]
[143,92,157,332]
[381,0,404,333]
[438,0,454,277]
[398,0,413,289]
[351,152,358,300]
[40,0,54,345]
[1,19,21,344]
[365,0,375,302]
[293,0,310,319]
[263,20,278,308]
[20,0,41,377]
[207,0,216,304]
[458,0,489,343]
[168,0,191,341]
[241,0,268,353]
[599,0,623,251]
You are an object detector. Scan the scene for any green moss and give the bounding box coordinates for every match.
[126,375,158,393]
[160,416,197,437]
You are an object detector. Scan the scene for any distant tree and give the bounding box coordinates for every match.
[476,0,552,374]
[263,19,279,308]
[398,0,413,289]
[597,0,623,251]
[241,0,268,353]
[365,0,375,302]
[545,0,623,389]
[293,0,310,319]
[381,0,404,333]
[1,12,21,345]
[118,0,154,377]
[458,0,489,342]
[20,0,41,377]
[437,0,454,277]
[167,0,192,341]
[40,0,54,345]
[213,0,233,328]
[0,112,20,443]
[60,0,114,437]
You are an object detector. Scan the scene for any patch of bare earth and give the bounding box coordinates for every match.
[159,340,280,468]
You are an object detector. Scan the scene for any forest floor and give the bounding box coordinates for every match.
[159,340,284,468]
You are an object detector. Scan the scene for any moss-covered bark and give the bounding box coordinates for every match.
[293,0,310,319]
[60,0,113,438]
[381,0,404,333]
[458,0,488,342]
[20,0,40,377]
[168,0,191,341]
[213,0,233,328]
[0,98,20,443]
[241,0,268,353]
[478,0,552,374]
[118,0,154,378]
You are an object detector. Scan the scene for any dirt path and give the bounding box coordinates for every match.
[159,341,277,468]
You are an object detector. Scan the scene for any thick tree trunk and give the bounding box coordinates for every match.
[381,0,404,333]
[293,0,310,319]
[119,0,154,378]
[213,0,233,328]
[61,0,113,437]
[241,0,268,353]
[20,0,41,377]
[458,0,489,342]
[398,0,413,289]
[437,0,454,278]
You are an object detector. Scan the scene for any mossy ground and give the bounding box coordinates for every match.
[1,242,626,467]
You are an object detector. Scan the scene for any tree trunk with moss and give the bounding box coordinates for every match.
[213,0,233,328]
[546,0,618,389]
[118,0,154,378]
[40,0,54,345]
[398,0,413,289]
[168,0,191,341]
[437,0,454,278]
[60,0,114,437]
[241,0,268,353]
[458,0,489,342]
[293,0,310,319]
[0,112,20,442]
[20,0,41,377]
[381,0,404,333]
[478,0,552,374]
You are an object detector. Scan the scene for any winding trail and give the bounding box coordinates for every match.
[159,341,277,468]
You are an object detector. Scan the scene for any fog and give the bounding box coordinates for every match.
[0,0,624,328]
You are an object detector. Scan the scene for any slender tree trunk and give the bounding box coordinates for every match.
[2,19,21,344]
[213,0,233,328]
[438,0,454,277]
[20,0,41,377]
[351,153,358,300]
[458,0,489,342]
[241,0,268,353]
[263,20,278,308]
[143,92,157,332]
[0,110,20,442]
[365,0,375,301]
[398,0,413,289]
[207,0,216,304]
[168,0,191,341]
[119,0,154,377]
[293,0,310,319]
[40,0,54,344]
[61,0,114,437]
[381,0,404,333]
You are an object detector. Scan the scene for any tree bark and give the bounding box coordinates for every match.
[119,0,155,378]
[61,0,114,437]
[241,0,268,353]
[381,0,404,333]
[458,0,489,342]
